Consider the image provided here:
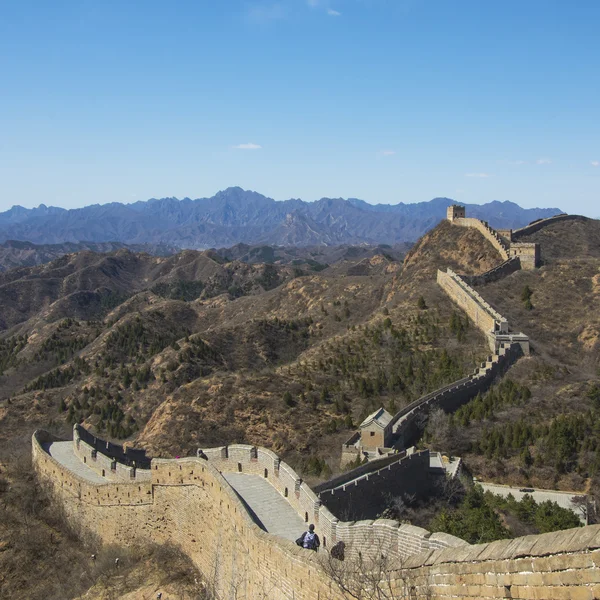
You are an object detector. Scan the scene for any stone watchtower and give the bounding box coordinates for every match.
[447,205,465,222]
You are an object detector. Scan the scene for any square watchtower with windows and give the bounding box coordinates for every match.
[447,205,466,222]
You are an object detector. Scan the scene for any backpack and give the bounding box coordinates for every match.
[303,531,317,549]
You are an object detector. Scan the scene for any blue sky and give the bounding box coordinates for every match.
[1,0,599,216]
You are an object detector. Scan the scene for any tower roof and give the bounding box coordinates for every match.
[359,407,393,429]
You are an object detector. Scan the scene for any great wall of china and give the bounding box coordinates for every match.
[32,209,600,599]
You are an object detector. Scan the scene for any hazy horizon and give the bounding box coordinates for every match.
[0,187,570,216]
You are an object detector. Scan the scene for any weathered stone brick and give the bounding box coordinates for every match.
[30,431,600,600]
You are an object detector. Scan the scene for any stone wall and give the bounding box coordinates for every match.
[392,343,521,449]
[511,213,585,240]
[194,443,465,558]
[315,450,409,495]
[462,256,522,286]
[34,430,600,599]
[33,430,336,600]
[448,210,545,272]
[437,268,507,344]
[340,431,361,466]
[509,242,540,269]
[73,431,152,482]
[74,423,150,469]
[316,450,434,521]
[437,268,529,355]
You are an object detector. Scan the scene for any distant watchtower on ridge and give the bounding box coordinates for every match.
[447,205,465,222]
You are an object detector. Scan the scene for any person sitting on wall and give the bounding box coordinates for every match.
[296,524,320,551]
[330,540,345,561]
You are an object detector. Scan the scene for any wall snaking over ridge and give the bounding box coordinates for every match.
[437,268,529,355]
[391,342,521,449]
[511,213,586,240]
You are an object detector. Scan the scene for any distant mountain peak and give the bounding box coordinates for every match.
[0,189,563,248]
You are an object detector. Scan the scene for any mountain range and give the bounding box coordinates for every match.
[0,187,562,248]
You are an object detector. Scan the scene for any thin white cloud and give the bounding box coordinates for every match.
[247,2,286,24]
[508,160,526,165]
[536,158,552,165]
[591,160,599,167]
[233,143,262,150]
[379,150,395,156]
[465,173,490,178]
[327,8,341,16]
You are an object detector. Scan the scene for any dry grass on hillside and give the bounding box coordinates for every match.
[0,220,497,485]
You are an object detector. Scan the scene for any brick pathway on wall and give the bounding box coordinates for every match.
[43,441,107,484]
[223,473,306,542]
[43,441,313,542]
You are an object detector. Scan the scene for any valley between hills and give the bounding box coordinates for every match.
[0,212,599,599]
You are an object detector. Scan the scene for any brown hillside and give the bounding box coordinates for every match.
[425,217,600,496]
[401,220,503,285]
[0,249,296,331]
[517,217,600,263]
[0,225,493,477]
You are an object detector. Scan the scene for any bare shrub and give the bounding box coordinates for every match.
[321,542,430,600]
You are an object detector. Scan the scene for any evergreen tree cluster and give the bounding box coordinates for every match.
[256,264,281,290]
[449,311,469,341]
[473,410,600,476]
[151,280,205,302]
[485,491,581,534]
[430,486,509,544]
[24,356,90,392]
[0,334,28,376]
[61,385,137,439]
[300,455,331,477]
[302,311,467,419]
[99,289,131,313]
[521,285,534,310]
[33,319,91,364]
[430,486,581,544]
[452,379,532,426]
[104,316,190,362]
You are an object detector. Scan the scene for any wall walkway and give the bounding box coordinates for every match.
[44,440,107,484]
[33,429,600,599]
[223,472,305,541]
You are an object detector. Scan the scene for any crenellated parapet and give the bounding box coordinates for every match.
[437,268,529,354]
[33,428,600,599]
[73,424,152,482]
[447,205,542,268]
